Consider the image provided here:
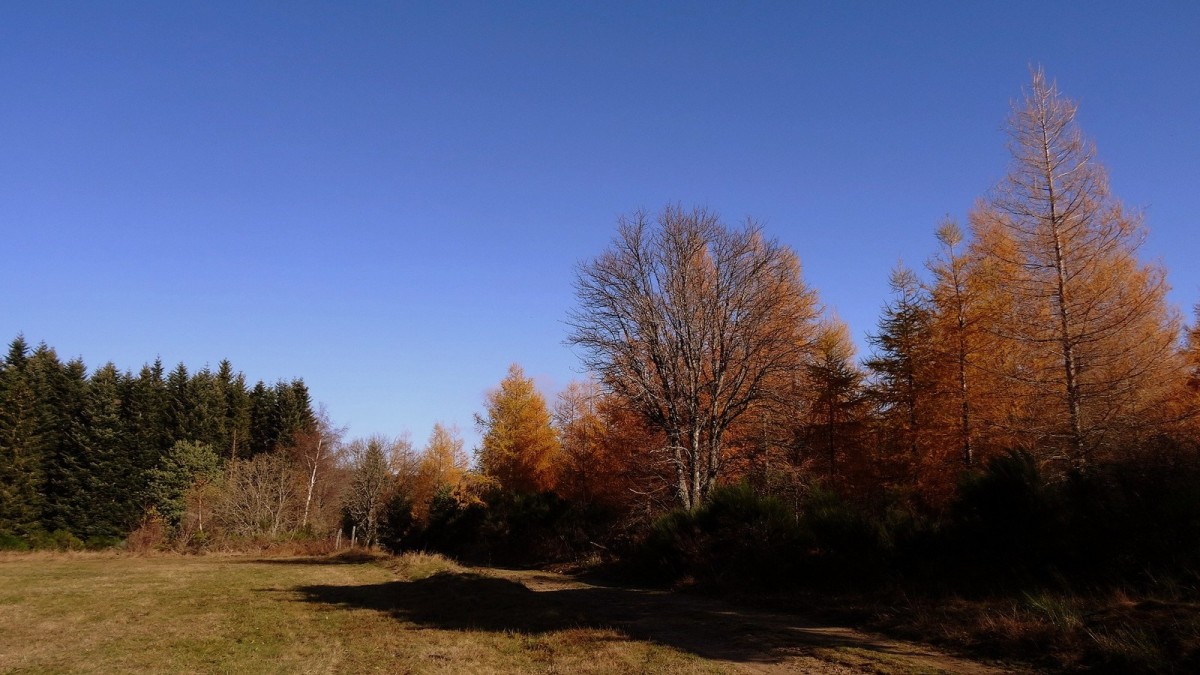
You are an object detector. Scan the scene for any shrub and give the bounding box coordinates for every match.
[637,484,805,588]
[378,491,415,553]
[27,529,85,551]
[126,509,168,553]
[945,450,1055,588]
[0,532,30,551]
[799,485,892,587]
[84,535,125,550]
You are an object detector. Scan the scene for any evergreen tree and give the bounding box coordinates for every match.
[275,379,316,446]
[165,363,195,443]
[247,381,280,457]
[187,366,224,452]
[147,440,220,526]
[124,359,169,505]
[866,266,943,492]
[215,360,250,461]
[79,364,135,538]
[0,336,44,534]
[29,348,88,533]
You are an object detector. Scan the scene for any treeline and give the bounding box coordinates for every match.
[363,70,1200,600]
[0,336,315,548]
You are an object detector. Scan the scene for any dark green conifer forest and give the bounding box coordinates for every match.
[0,335,313,547]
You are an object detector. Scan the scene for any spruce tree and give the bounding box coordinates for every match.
[80,363,134,538]
[215,360,250,461]
[866,266,941,490]
[29,348,87,533]
[247,381,280,457]
[0,336,44,534]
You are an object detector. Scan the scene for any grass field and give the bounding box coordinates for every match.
[0,552,1002,674]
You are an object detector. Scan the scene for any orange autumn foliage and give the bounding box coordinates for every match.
[476,364,562,494]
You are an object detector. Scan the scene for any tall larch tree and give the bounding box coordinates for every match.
[554,379,622,507]
[926,219,978,468]
[476,364,561,494]
[1189,305,1200,392]
[411,423,469,520]
[975,69,1183,470]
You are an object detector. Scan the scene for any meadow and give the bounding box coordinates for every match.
[0,551,1000,674]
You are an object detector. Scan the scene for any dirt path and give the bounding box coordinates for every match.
[479,567,1016,674]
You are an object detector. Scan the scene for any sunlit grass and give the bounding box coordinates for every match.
[0,552,723,674]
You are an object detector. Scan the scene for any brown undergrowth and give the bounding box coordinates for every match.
[726,585,1200,673]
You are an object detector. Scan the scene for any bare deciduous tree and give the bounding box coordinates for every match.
[218,452,301,537]
[343,435,394,546]
[569,205,820,510]
[286,405,346,530]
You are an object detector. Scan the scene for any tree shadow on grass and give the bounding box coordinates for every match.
[242,551,384,566]
[290,570,958,667]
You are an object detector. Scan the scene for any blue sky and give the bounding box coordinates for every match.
[3,2,1198,449]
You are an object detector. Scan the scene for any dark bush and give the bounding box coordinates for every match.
[412,485,488,558]
[0,532,30,551]
[799,485,893,586]
[636,483,806,588]
[1056,445,1200,588]
[84,535,125,550]
[27,529,85,551]
[378,491,415,553]
[944,450,1055,587]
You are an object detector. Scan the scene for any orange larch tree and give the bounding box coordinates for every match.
[410,423,468,521]
[476,364,562,494]
[973,69,1184,470]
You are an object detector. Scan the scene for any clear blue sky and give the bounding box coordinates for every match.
[3,2,1198,450]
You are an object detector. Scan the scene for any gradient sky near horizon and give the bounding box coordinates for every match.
[3,2,1198,450]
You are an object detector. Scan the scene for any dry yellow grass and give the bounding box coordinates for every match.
[0,552,722,674]
[0,552,1001,673]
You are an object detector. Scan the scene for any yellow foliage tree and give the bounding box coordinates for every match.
[410,423,468,521]
[476,364,562,494]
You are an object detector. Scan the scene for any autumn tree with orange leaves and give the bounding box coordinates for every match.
[476,364,561,494]
[555,379,675,518]
[972,69,1184,471]
[408,423,469,520]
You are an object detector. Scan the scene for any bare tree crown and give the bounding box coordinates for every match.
[569,205,818,509]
